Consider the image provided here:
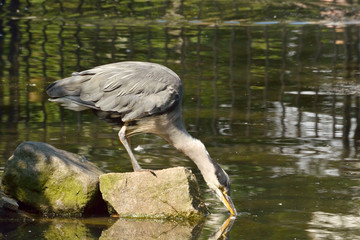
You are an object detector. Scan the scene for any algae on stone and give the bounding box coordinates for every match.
[1,141,106,216]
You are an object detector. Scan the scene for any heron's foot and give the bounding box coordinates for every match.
[134,168,157,177]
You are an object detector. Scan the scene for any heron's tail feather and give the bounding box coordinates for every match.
[46,74,96,111]
[46,74,90,98]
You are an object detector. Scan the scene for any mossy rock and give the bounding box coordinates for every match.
[1,141,106,216]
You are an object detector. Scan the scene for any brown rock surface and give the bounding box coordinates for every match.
[99,167,207,220]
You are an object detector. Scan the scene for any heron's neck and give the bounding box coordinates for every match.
[164,121,217,177]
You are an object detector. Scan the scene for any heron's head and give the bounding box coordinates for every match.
[171,136,237,215]
[205,163,237,216]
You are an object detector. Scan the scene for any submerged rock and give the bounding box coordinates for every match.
[0,194,18,212]
[0,188,32,220]
[0,141,106,217]
[99,167,208,220]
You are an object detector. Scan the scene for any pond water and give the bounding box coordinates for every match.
[2,0,360,239]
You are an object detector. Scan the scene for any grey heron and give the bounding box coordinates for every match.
[46,61,237,216]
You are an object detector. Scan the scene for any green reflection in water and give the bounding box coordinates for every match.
[2,0,360,239]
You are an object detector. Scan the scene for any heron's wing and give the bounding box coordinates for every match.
[78,62,182,122]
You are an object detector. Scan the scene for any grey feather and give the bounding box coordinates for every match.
[46,61,182,121]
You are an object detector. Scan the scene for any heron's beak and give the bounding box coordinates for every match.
[219,188,237,216]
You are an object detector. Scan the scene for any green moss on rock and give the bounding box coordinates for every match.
[1,141,106,216]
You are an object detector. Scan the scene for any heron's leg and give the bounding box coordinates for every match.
[118,123,142,172]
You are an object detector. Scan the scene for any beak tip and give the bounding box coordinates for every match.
[221,193,237,217]
[230,206,237,217]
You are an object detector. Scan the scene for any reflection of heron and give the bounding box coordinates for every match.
[46,61,237,216]
[210,216,236,240]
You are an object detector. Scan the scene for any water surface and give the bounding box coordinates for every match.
[2,0,360,239]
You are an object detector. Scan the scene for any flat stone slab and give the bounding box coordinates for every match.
[1,141,106,216]
[99,167,208,220]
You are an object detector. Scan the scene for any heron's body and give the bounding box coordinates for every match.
[47,61,237,216]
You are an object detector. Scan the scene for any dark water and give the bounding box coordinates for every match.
[2,0,360,239]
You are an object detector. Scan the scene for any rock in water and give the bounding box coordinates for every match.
[0,189,32,220]
[0,141,106,216]
[99,167,208,220]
